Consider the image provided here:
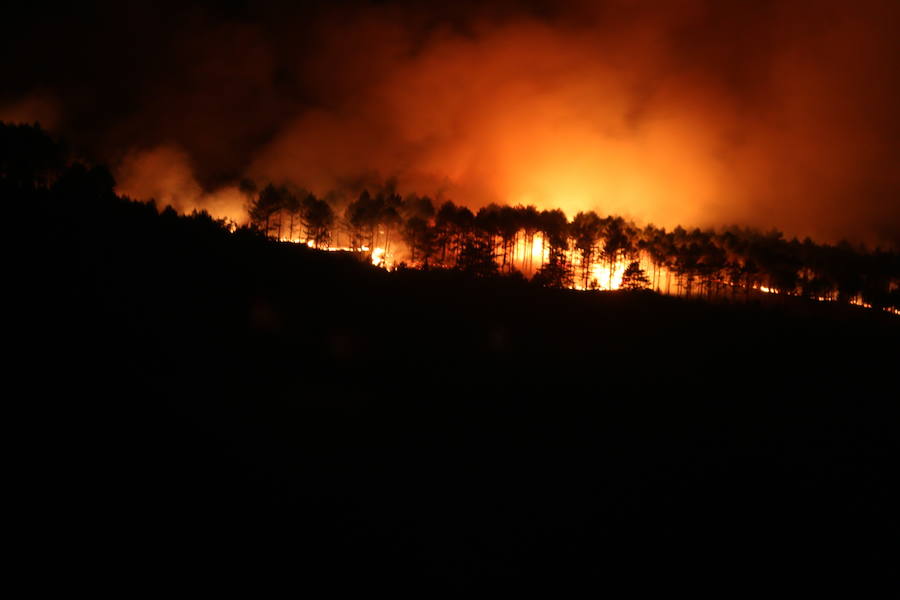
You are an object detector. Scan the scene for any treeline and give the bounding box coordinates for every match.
[4,120,899,313]
[246,180,900,313]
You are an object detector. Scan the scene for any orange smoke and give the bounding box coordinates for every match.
[249,17,724,230]
[244,2,900,246]
[6,1,897,246]
[116,146,248,224]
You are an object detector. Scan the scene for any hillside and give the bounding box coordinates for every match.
[13,182,899,591]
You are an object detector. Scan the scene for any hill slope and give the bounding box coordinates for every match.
[18,189,900,591]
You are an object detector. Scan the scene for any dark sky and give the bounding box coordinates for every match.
[3,0,899,246]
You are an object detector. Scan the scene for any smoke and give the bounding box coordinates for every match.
[116,145,248,223]
[0,93,60,130]
[3,0,899,245]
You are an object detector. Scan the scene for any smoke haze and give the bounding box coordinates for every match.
[3,0,899,245]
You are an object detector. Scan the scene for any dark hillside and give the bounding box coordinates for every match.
[15,182,900,592]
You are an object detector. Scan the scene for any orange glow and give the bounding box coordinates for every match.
[256,232,896,315]
[14,1,888,249]
[116,145,249,224]
[588,262,627,291]
[371,247,386,267]
[512,233,548,274]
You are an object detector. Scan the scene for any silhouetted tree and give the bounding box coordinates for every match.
[537,209,569,272]
[496,205,520,272]
[475,204,503,267]
[601,217,632,290]
[300,193,334,248]
[52,163,116,203]
[570,211,602,288]
[248,184,287,238]
[402,216,436,267]
[0,121,65,188]
[283,189,301,241]
[532,247,573,289]
[457,237,498,278]
[516,205,541,273]
[346,189,378,249]
[434,201,458,267]
[621,261,651,290]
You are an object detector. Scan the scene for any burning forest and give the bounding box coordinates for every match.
[8,119,899,313]
[6,0,900,593]
[239,178,900,313]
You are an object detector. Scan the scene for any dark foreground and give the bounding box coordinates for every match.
[19,194,899,592]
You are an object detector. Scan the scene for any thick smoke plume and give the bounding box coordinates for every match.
[3,0,899,245]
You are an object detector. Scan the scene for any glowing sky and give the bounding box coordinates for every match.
[2,0,898,245]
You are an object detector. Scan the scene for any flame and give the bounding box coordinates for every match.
[294,239,392,269]
[371,247,385,267]
[512,232,548,274]
[589,262,627,291]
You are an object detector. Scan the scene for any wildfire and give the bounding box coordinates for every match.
[269,226,895,316]
[750,284,875,309]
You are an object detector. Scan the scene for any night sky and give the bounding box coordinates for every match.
[3,0,899,246]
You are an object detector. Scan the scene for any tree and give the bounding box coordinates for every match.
[283,189,301,241]
[248,184,286,238]
[346,189,378,249]
[434,201,458,266]
[474,204,503,267]
[300,193,334,248]
[401,216,436,268]
[537,209,569,272]
[496,204,520,272]
[621,261,650,290]
[570,211,602,288]
[51,163,116,204]
[532,247,573,289]
[457,237,498,278]
[0,121,65,188]
[601,216,632,290]
[516,205,541,274]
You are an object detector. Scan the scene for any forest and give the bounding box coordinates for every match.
[246,179,900,311]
